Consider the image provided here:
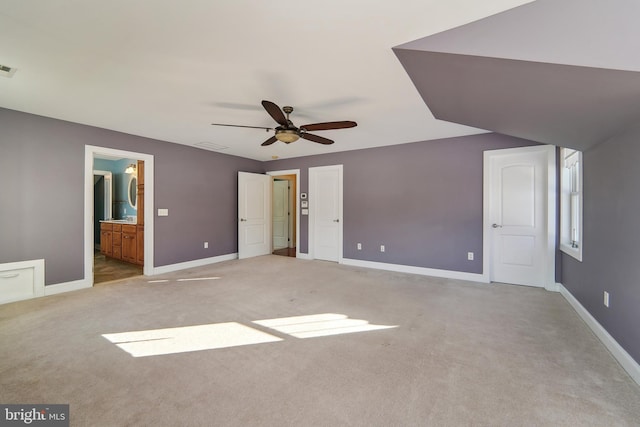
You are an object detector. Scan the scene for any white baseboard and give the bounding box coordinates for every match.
[546,282,561,292]
[341,258,488,283]
[559,284,640,386]
[296,253,312,260]
[44,278,92,296]
[152,253,238,275]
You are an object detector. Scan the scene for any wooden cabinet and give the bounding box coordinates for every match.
[100,221,142,266]
[136,225,144,265]
[100,223,113,256]
[112,224,122,260]
[122,224,137,264]
[137,160,144,226]
[137,160,145,186]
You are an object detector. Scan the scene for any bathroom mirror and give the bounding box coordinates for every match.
[128,175,137,209]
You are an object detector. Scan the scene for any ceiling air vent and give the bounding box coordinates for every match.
[195,141,229,151]
[0,64,17,78]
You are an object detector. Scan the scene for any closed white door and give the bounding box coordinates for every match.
[272,180,289,250]
[310,165,343,262]
[238,172,272,259]
[486,146,554,287]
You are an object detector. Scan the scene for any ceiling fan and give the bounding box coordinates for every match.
[211,100,357,146]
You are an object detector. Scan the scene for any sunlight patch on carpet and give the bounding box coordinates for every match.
[103,314,396,357]
[102,322,282,357]
[253,313,397,338]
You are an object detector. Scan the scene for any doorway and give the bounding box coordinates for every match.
[483,145,556,289]
[84,146,154,286]
[271,175,297,257]
[93,170,113,249]
[267,169,300,258]
[237,169,301,260]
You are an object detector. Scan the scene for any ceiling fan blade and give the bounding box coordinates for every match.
[261,136,278,146]
[261,100,288,126]
[301,133,334,145]
[211,123,273,130]
[300,121,357,131]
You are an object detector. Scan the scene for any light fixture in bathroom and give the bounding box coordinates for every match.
[124,164,137,174]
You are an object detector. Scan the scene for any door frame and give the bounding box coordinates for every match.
[272,179,290,250]
[308,164,343,262]
[266,169,300,258]
[93,170,113,222]
[482,145,556,290]
[85,145,155,283]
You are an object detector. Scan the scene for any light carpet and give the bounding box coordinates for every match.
[1,255,639,426]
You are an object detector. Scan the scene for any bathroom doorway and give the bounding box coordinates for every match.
[85,145,154,286]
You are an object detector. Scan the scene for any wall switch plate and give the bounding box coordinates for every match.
[467,252,474,261]
[380,245,385,252]
[357,243,362,250]
[204,242,208,249]
[158,208,169,217]
[301,209,309,215]
[604,291,610,307]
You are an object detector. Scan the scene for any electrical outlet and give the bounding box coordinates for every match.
[204,242,209,249]
[357,243,362,250]
[380,245,385,253]
[467,252,474,261]
[604,291,610,308]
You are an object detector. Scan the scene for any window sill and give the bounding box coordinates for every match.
[560,243,582,262]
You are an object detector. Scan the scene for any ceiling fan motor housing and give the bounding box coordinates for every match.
[275,128,299,143]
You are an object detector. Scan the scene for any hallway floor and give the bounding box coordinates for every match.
[272,247,296,257]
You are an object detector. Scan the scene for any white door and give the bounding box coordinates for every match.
[310,165,343,262]
[485,146,555,288]
[238,172,272,259]
[272,180,289,250]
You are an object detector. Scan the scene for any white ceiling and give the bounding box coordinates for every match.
[0,0,532,161]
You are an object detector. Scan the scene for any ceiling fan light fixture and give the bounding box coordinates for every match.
[275,129,299,143]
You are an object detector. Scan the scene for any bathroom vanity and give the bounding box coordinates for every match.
[100,221,143,265]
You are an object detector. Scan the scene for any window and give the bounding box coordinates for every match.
[560,148,583,261]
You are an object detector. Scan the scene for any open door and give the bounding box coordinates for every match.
[238,172,272,259]
[272,179,289,250]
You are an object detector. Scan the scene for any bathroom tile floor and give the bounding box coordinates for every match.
[94,250,142,284]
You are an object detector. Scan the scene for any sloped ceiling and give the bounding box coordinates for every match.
[393,0,640,151]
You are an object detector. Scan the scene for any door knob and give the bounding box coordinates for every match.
[333,219,340,223]
[492,223,502,228]
[240,218,247,222]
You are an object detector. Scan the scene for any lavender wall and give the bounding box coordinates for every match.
[561,123,640,364]
[267,133,537,273]
[0,108,263,285]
